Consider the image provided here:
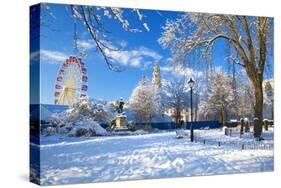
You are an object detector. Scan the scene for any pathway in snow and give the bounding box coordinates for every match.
[35,131,274,185]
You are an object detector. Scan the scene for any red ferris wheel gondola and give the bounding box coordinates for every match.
[82,76,88,82]
[81,85,88,91]
[54,91,60,97]
[82,67,87,74]
[55,84,61,89]
[57,76,63,82]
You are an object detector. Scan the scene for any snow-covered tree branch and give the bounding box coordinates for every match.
[41,3,149,71]
[198,71,236,126]
[162,78,189,127]
[128,77,161,126]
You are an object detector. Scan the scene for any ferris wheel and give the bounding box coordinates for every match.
[54,56,88,105]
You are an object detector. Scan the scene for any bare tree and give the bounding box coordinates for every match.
[128,77,160,126]
[159,13,273,138]
[162,78,189,128]
[238,82,255,119]
[198,71,236,126]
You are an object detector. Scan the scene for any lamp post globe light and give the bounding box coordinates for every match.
[188,78,195,142]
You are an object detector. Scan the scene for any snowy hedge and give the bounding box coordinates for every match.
[46,97,112,137]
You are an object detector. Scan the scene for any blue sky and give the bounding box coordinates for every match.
[34,3,273,104]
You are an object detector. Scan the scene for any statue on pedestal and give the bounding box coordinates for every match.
[115,97,128,129]
[116,98,125,114]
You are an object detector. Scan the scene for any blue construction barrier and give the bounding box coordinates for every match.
[185,121,220,129]
[135,121,220,130]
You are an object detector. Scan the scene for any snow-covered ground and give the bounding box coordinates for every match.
[33,129,274,185]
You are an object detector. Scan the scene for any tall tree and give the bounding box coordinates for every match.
[238,81,255,119]
[198,71,236,126]
[128,77,159,126]
[159,13,273,138]
[162,78,189,127]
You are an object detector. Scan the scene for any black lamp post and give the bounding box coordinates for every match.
[188,78,195,142]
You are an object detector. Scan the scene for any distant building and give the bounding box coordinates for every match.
[152,63,162,90]
[164,108,190,123]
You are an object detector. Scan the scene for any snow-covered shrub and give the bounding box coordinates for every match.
[67,120,108,137]
[68,127,91,137]
[49,97,112,137]
[127,121,137,131]
[57,127,68,134]
[43,127,57,136]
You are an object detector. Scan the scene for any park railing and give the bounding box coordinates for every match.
[193,136,273,150]
[190,130,274,151]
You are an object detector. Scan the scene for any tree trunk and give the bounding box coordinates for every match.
[252,80,264,139]
[175,108,181,128]
[221,105,225,127]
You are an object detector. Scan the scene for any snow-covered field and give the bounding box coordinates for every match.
[33,129,274,185]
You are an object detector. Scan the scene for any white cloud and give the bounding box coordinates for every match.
[76,40,94,50]
[37,45,162,68]
[40,50,68,63]
[104,46,162,69]
[161,64,203,78]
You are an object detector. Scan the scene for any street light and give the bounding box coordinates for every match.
[188,78,195,142]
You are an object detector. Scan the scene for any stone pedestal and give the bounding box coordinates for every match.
[115,115,128,128]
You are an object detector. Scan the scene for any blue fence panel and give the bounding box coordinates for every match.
[135,122,176,130]
[150,122,177,130]
[185,121,220,129]
[135,121,220,130]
